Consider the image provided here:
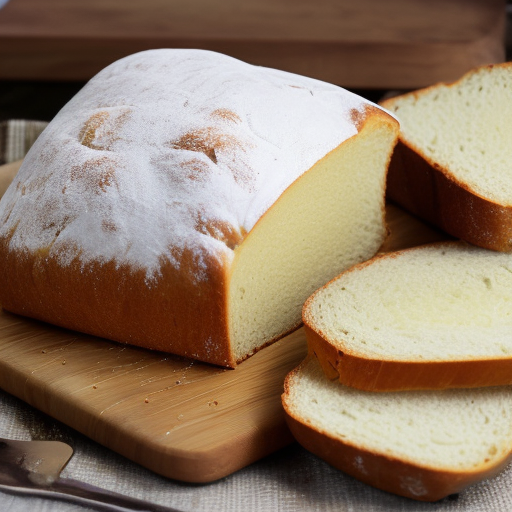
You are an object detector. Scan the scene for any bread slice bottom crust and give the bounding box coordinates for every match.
[282,356,512,502]
[306,322,512,392]
[386,140,512,252]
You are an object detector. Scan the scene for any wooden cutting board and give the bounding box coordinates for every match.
[0,160,448,483]
[0,0,505,88]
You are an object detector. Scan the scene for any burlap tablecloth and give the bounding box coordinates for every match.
[1,120,512,512]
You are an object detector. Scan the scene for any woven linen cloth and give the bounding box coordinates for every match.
[2,388,512,512]
[1,120,512,511]
[0,119,48,165]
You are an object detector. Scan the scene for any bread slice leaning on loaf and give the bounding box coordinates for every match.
[0,49,399,367]
[282,356,512,502]
[380,62,512,252]
[303,241,512,391]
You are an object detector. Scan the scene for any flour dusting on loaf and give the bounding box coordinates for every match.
[0,49,399,366]
[2,49,365,279]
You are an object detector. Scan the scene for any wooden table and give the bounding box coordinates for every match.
[0,0,506,89]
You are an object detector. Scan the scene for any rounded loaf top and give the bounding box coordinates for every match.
[0,49,371,280]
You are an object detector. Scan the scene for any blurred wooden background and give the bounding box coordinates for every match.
[0,0,508,121]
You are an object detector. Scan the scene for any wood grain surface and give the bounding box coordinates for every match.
[0,160,448,482]
[0,0,505,88]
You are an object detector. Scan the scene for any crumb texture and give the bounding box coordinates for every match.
[285,357,512,470]
[230,117,396,359]
[305,243,512,360]
[383,64,512,205]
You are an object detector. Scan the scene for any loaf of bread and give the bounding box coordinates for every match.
[282,356,512,502]
[303,241,512,391]
[0,49,399,367]
[380,63,512,252]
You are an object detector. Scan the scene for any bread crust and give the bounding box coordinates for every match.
[282,357,512,502]
[0,237,236,367]
[381,62,512,252]
[386,139,512,252]
[303,242,512,391]
[306,322,512,392]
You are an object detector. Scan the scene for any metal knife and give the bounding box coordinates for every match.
[0,437,184,511]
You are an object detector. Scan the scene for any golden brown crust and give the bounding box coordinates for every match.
[0,236,236,367]
[386,139,512,252]
[381,63,512,253]
[282,357,512,501]
[351,103,398,132]
[306,323,512,391]
[284,403,510,501]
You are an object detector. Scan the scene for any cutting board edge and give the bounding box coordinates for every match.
[0,307,303,482]
[0,348,297,483]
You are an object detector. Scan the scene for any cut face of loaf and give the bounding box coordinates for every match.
[0,49,399,367]
[282,356,512,502]
[229,112,397,362]
[303,242,512,391]
[380,63,512,251]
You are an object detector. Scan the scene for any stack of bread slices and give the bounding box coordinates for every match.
[282,62,512,502]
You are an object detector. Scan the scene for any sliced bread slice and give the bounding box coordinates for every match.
[303,242,512,391]
[282,356,512,502]
[380,62,512,252]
